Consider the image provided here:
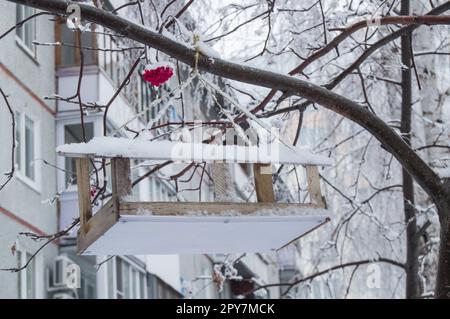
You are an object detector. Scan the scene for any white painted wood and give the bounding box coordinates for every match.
[81,214,329,255]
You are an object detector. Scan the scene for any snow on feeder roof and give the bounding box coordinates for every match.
[56,136,332,166]
[57,137,331,255]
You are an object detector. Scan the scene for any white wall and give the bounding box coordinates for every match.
[0,2,58,298]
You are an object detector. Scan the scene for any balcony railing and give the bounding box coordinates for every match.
[56,18,139,108]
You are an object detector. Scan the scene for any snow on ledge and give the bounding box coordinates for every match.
[56,136,332,166]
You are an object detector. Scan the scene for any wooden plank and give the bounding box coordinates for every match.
[111,157,132,200]
[119,201,321,216]
[306,165,326,208]
[253,163,275,202]
[75,158,92,232]
[77,199,117,254]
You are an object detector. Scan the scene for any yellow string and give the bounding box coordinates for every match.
[193,34,200,75]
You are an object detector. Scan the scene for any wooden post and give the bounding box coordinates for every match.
[111,157,132,209]
[75,158,92,231]
[253,163,275,202]
[306,165,326,208]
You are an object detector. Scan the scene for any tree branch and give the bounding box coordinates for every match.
[242,257,405,298]
[0,88,15,191]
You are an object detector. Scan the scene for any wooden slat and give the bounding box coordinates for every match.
[253,163,275,202]
[111,157,132,199]
[77,199,117,254]
[306,165,326,208]
[119,201,321,216]
[75,158,92,232]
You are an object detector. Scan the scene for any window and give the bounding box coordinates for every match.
[108,257,147,299]
[147,274,181,299]
[58,21,96,67]
[17,251,36,299]
[148,178,177,202]
[16,4,36,54]
[15,112,22,172]
[99,30,136,103]
[130,162,141,201]
[25,117,35,180]
[138,70,156,123]
[64,123,94,185]
[15,112,38,184]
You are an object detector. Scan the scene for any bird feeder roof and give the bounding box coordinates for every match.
[57,136,332,166]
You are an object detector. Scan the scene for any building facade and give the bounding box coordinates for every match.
[0,1,58,299]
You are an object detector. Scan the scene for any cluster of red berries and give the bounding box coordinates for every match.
[143,66,174,86]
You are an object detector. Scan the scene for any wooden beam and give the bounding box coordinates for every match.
[77,199,117,254]
[306,165,326,208]
[119,201,321,216]
[75,158,92,232]
[253,163,275,202]
[111,157,132,200]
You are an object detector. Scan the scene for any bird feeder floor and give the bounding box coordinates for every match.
[77,200,329,255]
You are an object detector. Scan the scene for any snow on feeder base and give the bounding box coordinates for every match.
[57,137,331,255]
[83,211,329,255]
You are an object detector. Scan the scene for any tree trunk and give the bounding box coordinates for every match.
[400,0,421,299]
[435,199,450,298]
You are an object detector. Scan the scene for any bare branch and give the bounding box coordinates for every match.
[0,88,15,191]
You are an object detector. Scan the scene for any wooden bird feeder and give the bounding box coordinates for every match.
[57,137,331,255]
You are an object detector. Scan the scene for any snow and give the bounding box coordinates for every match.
[56,136,332,166]
[437,167,450,178]
[144,61,176,71]
[161,27,187,47]
[133,205,329,217]
[198,40,221,59]
[159,23,221,59]
[82,214,329,255]
[32,40,62,46]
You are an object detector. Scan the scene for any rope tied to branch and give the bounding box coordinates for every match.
[193,34,200,75]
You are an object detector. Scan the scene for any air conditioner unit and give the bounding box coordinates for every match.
[48,255,77,290]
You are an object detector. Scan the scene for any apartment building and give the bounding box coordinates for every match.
[0,1,58,299]
[0,1,288,299]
